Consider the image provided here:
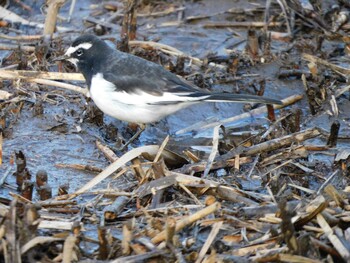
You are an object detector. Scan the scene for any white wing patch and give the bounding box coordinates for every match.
[90,73,209,105]
[65,43,93,56]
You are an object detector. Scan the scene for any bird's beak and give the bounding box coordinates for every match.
[52,52,78,66]
[52,54,69,62]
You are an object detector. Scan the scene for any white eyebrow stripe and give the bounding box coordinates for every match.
[65,43,92,56]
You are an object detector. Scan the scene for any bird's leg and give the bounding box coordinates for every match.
[117,123,146,151]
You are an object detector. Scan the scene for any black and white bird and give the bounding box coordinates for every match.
[57,34,282,137]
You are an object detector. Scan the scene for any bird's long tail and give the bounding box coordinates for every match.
[204,93,283,105]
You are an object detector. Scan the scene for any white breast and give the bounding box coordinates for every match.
[89,73,196,123]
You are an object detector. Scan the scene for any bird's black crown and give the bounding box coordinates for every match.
[71,34,101,48]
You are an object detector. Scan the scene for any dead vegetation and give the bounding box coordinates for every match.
[0,0,350,262]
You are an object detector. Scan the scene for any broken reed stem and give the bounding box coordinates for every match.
[0,44,35,52]
[0,70,87,95]
[153,135,170,163]
[317,214,350,261]
[72,145,160,197]
[0,70,84,81]
[324,185,346,208]
[195,221,223,263]
[103,196,130,221]
[176,127,321,175]
[326,120,340,147]
[43,0,66,35]
[62,236,78,263]
[0,33,48,41]
[216,127,321,165]
[129,40,203,67]
[29,79,88,96]
[129,0,138,40]
[122,222,133,255]
[203,125,220,177]
[302,53,350,76]
[151,202,220,244]
[203,21,284,28]
[98,227,109,260]
[165,217,176,246]
[21,237,64,255]
[178,183,203,206]
[316,170,340,195]
[95,140,119,162]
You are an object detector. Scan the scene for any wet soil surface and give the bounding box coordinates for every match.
[1,0,350,262]
[1,0,315,193]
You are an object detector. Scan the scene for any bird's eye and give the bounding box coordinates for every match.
[76,49,83,56]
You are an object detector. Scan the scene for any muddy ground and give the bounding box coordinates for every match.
[1,0,322,193]
[0,0,350,262]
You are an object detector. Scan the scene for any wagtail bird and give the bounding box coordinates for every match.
[56,35,282,147]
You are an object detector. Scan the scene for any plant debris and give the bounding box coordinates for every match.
[1,0,350,262]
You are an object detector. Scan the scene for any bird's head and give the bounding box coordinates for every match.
[54,35,106,68]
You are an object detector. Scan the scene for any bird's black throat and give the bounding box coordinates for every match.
[77,62,94,88]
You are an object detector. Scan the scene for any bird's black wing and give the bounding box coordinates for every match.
[100,51,283,106]
[100,51,210,105]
